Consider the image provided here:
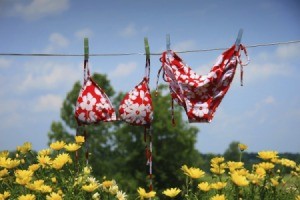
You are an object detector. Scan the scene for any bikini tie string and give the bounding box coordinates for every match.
[236,44,250,86]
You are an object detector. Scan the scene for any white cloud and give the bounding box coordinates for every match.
[13,0,69,20]
[0,58,12,68]
[110,62,137,77]
[173,40,197,52]
[75,28,94,39]
[34,94,63,112]
[18,61,80,92]
[119,23,137,38]
[263,96,275,105]
[44,33,69,53]
[276,43,300,59]
[241,44,300,84]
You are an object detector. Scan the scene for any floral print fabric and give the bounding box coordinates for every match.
[75,59,153,126]
[119,77,153,126]
[75,78,116,124]
[159,45,246,123]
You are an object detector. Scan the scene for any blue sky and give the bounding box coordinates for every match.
[0,0,299,154]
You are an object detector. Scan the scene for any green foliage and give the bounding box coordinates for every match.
[47,73,203,196]
[224,141,241,162]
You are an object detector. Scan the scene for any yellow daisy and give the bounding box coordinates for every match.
[162,188,181,198]
[181,165,205,179]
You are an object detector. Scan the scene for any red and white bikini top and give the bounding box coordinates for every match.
[75,58,153,126]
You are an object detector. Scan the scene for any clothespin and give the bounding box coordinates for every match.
[144,37,150,60]
[166,34,171,57]
[234,29,243,52]
[166,34,171,51]
[84,37,89,61]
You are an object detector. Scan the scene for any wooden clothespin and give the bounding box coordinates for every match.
[84,38,89,61]
[166,34,171,51]
[144,37,150,60]
[166,34,171,57]
[234,29,243,52]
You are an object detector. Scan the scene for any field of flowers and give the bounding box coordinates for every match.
[0,138,299,200]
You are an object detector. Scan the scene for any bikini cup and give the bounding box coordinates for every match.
[159,44,249,123]
[75,59,153,126]
[75,61,116,124]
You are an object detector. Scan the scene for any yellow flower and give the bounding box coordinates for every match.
[38,149,52,156]
[75,136,85,143]
[15,170,33,185]
[0,191,10,200]
[52,153,72,170]
[40,185,53,193]
[109,185,119,195]
[51,177,57,183]
[258,151,278,160]
[227,161,244,172]
[50,141,66,151]
[247,173,262,185]
[198,182,210,192]
[238,143,248,151]
[210,163,226,175]
[235,168,249,176]
[0,168,9,178]
[82,182,99,192]
[255,167,266,177]
[295,195,300,200]
[17,142,32,154]
[181,165,205,179]
[231,172,249,187]
[26,180,44,191]
[18,194,36,200]
[28,164,40,172]
[92,192,100,200]
[211,157,225,164]
[0,157,20,169]
[280,158,296,168]
[101,180,114,188]
[83,166,92,175]
[0,151,9,158]
[37,155,51,167]
[210,157,226,174]
[64,143,81,152]
[258,162,275,171]
[210,182,227,190]
[116,191,127,200]
[210,194,226,200]
[271,178,279,186]
[46,192,63,200]
[137,187,156,199]
[162,188,181,198]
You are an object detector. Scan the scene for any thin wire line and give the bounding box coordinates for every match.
[0,40,299,57]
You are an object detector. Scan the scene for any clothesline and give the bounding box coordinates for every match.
[0,40,299,57]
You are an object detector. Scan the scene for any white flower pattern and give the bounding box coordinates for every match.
[75,77,116,124]
[119,80,153,125]
[160,45,242,122]
[80,93,96,111]
[192,102,209,118]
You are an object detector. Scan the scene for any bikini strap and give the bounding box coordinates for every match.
[236,44,250,86]
[83,59,91,84]
[145,57,151,83]
[155,52,167,96]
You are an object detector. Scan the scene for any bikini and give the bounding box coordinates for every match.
[157,44,249,123]
[75,59,153,126]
